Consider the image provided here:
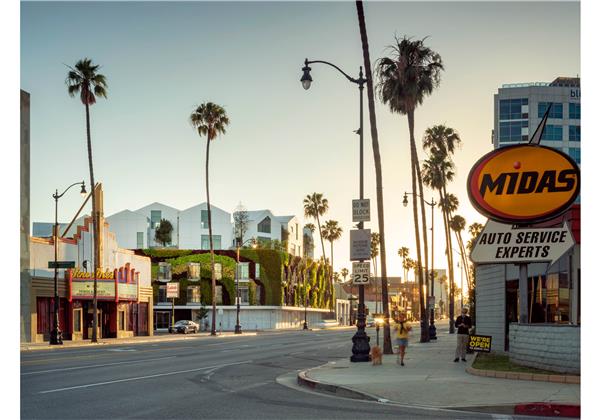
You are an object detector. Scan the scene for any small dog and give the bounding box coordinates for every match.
[370,345,383,365]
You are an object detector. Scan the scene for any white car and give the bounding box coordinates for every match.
[314,319,339,329]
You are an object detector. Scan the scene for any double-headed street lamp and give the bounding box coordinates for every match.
[403,192,437,340]
[50,181,87,345]
[235,237,257,334]
[301,58,371,362]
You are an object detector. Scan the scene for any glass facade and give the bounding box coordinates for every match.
[258,216,271,233]
[569,125,580,142]
[541,124,563,141]
[201,234,221,250]
[136,232,144,248]
[150,210,161,228]
[499,120,528,143]
[200,210,208,229]
[538,102,563,119]
[187,286,201,303]
[569,102,581,120]
[237,262,250,279]
[569,148,581,164]
[499,98,528,120]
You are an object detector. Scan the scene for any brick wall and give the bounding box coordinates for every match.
[509,324,580,374]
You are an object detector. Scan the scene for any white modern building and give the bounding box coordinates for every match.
[493,76,580,165]
[134,202,180,248]
[178,203,233,250]
[240,210,304,256]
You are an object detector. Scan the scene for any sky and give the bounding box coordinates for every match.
[20,1,580,279]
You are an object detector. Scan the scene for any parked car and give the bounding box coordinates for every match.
[168,320,199,334]
[366,316,375,327]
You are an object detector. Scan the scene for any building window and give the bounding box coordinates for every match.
[158,285,167,303]
[201,210,208,229]
[538,102,563,119]
[296,223,299,240]
[568,148,581,164]
[569,125,580,142]
[239,287,249,305]
[258,217,271,234]
[499,98,528,120]
[201,235,222,250]
[188,262,201,281]
[499,120,528,143]
[157,262,172,281]
[73,309,82,332]
[136,232,144,249]
[150,210,162,229]
[118,310,126,330]
[255,263,260,279]
[187,286,201,303]
[541,125,563,141]
[569,102,581,120]
[237,262,250,279]
[215,285,223,305]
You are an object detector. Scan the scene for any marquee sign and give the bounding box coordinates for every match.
[68,263,140,302]
[467,144,580,224]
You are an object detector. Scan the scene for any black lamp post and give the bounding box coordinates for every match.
[303,292,309,330]
[301,58,370,362]
[403,192,437,340]
[51,181,87,345]
[235,237,257,334]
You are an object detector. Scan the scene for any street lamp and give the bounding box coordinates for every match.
[51,181,87,345]
[403,192,437,340]
[235,237,257,334]
[300,58,371,362]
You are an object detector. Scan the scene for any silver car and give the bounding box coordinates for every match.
[168,320,200,334]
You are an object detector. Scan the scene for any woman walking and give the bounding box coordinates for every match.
[394,312,412,366]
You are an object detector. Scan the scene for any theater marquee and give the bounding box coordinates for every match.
[67,263,140,302]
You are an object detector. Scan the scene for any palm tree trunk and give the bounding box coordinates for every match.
[414,144,430,328]
[330,240,334,310]
[356,0,392,354]
[316,215,326,262]
[84,102,99,343]
[408,110,428,342]
[440,186,455,333]
[457,231,471,290]
[205,138,217,336]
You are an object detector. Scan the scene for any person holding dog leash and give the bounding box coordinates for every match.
[394,312,411,366]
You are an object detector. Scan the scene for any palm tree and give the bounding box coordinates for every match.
[439,193,459,332]
[303,193,329,261]
[322,220,343,309]
[398,247,409,283]
[370,232,380,313]
[450,215,471,290]
[66,58,107,343]
[356,0,393,355]
[341,267,349,283]
[376,36,443,342]
[190,102,230,336]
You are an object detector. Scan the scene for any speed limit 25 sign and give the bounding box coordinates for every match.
[352,261,370,285]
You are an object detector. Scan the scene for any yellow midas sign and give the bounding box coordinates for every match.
[72,268,115,280]
[467,145,580,224]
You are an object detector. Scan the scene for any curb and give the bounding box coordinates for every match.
[297,367,580,417]
[466,365,580,384]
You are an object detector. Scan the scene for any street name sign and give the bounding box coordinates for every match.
[470,220,574,266]
[48,261,75,269]
[352,261,371,285]
[166,282,179,299]
[352,199,370,222]
[350,229,371,261]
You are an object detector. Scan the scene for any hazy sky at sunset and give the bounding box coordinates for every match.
[21,1,580,278]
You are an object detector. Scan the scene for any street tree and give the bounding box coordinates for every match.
[303,193,329,261]
[190,102,230,336]
[377,36,443,342]
[233,203,249,244]
[322,219,343,309]
[341,267,349,283]
[398,246,409,283]
[66,57,108,343]
[370,232,380,312]
[154,219,173,247]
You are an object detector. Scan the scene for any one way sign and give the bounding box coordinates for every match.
[470,221,575,267]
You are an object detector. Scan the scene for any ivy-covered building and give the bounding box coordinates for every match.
[139,248,337,331]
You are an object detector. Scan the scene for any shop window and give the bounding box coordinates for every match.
[187,286,201,303]
[73,309,82,332]
[237,263,249,279]
[239,287,249,305]
[118,310,126,330]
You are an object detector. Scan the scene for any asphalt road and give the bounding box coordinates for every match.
[22,328,519,419]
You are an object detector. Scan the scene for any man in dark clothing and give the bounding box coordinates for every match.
[454,307,472,362]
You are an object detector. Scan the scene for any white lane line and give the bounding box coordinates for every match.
[38,360,253,394]
[22,356,177,376]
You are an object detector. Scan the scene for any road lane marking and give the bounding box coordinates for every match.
[38,360,253,394]
[21,346,195,365]
[21,356,177,376]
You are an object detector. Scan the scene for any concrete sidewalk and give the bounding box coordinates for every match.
[300,325,580,413]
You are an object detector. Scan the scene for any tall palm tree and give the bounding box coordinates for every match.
[303,193,329,262]
[398,247,409,284]
[376,36,443,342]
[450,215,471,290]
[190,102,230,336]
[356,0,393,354]
[439,193,459,332]
[370,232,380,313]
[341,267,349,283]
[322,219,343,309]
[66,58,107,343]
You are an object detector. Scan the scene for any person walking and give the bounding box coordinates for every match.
[454,307,472,362]
[394,312,411,366]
